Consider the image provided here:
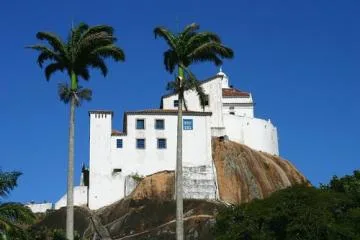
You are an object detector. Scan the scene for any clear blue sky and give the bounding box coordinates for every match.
[1,0,359,203]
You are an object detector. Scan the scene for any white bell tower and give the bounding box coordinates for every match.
[217,67,229,88]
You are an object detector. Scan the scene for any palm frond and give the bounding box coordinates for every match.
[91,45,125,62]
[44,63,65,81]
[26,45,62,67]
[188,41,234,61]
[186,32,221,49]
[71,22,89,44]
[36,51,58,68]
[0,203,35,225]
[182,67,207,109]
[188,51,223,66]
[80,25,115,41]
[35,32,67,55]
[0,171,21,198]
[76,87,92,103]
[154,27,177,50]
[163,50,178,73]
[77,68,90,81]
[87,56,108,76]
[58,83,92,106]
[58,83,72,104]
[75,32,116,60]
[180,23,200,38]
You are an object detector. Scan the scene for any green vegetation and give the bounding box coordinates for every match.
[27,227,80,240]
[131,173,144,182]
[27,23,125,240]
[214,170,360,240]
[154,22,234,240]
[0,170,35,240]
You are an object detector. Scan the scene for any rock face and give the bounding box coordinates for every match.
[88,170,221,240]
[213,138,308,204]
[32,139,308,239]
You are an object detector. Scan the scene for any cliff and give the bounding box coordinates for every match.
[213,138,308,204]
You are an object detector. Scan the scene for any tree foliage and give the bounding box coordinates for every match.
[27,22,125,104]
[215,170,360,240]
[0,170,35,240]
[154,23,234,108]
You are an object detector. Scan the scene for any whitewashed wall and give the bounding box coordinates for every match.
[54,186,88,209]
[223,114,279,155]
[25,203,53,213]
[88,111,117,210]
[89,111,213,209]
[222,94,254,118]
[162,76,224,128]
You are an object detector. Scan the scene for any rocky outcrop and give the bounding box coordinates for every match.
[213,138,309,204]
[31,139,308,239]
[91,170,220,239]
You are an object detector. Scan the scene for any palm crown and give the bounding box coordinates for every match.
[0,171,35,238]
[154,23,233,108]
[27,23,125,105]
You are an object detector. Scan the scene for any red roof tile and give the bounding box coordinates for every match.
[125,109,212,116]
[111,130,126,136]
[222,88,250,97]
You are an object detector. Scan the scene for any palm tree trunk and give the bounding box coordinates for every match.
[66,73,77,240]
[176,66,184,240]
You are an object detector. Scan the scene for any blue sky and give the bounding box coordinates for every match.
[1,0,359,203]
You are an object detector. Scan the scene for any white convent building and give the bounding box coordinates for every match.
[27,70,279,212]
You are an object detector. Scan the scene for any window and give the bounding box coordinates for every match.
[183,119,193,130]
[157,138,167,149]
[230,112,235,115]
[116,139,123,148]
[204,94,209,106]
[229,106,234,110]
[155,119,165,130]
[136,119,145,129]
[136,139,145,149]
[174,100,179,107]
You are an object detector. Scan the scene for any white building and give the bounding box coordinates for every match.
[27,69,279,211]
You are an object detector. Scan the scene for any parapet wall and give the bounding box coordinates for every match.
[54,186,88,209]
[25,202,53,213]
[223,115,279,155]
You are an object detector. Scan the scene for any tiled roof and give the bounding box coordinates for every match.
[126,109,212,116]
[222,88,250,97]
[111,130,126,136]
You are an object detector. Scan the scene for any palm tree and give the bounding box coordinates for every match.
[0,170,35,239]
[154,23,234,239]
[27,23,125,240]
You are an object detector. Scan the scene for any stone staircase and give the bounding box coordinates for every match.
[183,165,217,200]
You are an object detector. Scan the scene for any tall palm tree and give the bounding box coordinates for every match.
[0,170,35,239]
[154,23,234,239]
[28,23,125,240]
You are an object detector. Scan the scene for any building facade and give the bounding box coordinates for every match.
[27,70,279,212]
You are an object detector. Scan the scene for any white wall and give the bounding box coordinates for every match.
[88,111,115,210]
[54,186,88,209]
[223,114,279,155]
[89,111,213,209]
[25,203,53,213]
[162,76,224,128]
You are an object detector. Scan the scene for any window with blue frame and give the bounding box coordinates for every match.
[136,119,145,129]
[157,138,167,149]
[116,139,123,148]
[155,119,165,130]
[183,119,193,130]
[136,138,145,149]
